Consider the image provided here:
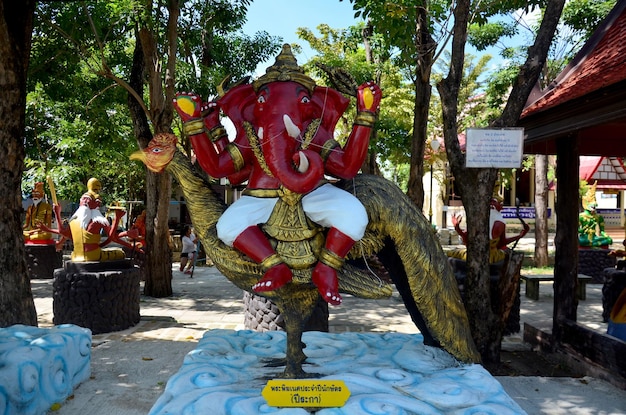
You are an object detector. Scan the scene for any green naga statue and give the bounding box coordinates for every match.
[579,181,613,248]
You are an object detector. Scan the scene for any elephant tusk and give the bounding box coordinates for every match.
[297,151,309,173]
[283,114,301,139]
[257,127,264,140]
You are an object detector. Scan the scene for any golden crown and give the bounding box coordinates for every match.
[252,44,316,94]
[582,180,598,209]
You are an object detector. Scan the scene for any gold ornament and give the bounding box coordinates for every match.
[354,111,377,128]
[252,44,317,94]
[183,120,205,136]
[582,180,598,210]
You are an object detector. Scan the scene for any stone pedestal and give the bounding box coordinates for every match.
[123,247,146,281]
[25,243,62,279]
[603,268,626,322]
[243,291,329,332]
[437,228,451,245]
[578,248,616,283]
[53,260,141,334]
[449,258,521,335]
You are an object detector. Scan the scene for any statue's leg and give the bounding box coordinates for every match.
[303,185,367,306]
[311,228,356,305]
[233,225,293,292]
[279,290,320,379]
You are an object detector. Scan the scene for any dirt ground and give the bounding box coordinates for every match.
[486,350,585,377]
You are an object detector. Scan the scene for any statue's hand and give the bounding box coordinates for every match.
[173,92,203,122]
[114,209,126,220]
[451,213,462,227]
[123,228,141,240]
[356,81,382,113]
[200,101,221,128]
[34,221,51,233]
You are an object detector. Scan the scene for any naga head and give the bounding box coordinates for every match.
[130,133,178,173]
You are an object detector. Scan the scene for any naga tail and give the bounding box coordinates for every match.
[337,174,481,364]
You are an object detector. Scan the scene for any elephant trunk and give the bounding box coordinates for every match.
[259,114,324,194]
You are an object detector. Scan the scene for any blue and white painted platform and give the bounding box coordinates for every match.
[150,330,525,414]
[0,324,91,415]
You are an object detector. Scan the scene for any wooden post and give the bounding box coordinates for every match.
[614,190,626,242]
[553,136,580,344]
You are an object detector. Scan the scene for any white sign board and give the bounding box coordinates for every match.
[465,128,524,168]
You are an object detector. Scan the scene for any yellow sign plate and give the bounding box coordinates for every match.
[262,379,350,408]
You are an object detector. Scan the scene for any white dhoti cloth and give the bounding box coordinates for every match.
[216,183,368,246]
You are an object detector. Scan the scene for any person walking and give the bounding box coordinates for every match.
[180,225,197,276]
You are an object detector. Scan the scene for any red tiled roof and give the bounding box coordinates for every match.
[579,156,626,189]
[579,156,603,181]
[522,4,626,117]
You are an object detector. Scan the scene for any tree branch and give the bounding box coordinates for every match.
[494,0,567,127]
[99,68,154,125]
[82,4,154,125]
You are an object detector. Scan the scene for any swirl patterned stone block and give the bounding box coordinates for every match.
[150,330,525,414]
[0,324,91,415]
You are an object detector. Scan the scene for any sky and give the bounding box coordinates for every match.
[240,0,511,77]
[241,0,363,72]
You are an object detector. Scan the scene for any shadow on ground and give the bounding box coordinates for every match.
[486,350,585,377]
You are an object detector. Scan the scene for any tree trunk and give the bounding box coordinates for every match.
[438,0,500,363]
[126,20,175,298]
[438,0,565,364]
[0,1,37,326]
[456,169,501,362]
[534,154,550,267]
[406,7,435,210]
[361,146,381,176]
[142,171,173,297]
[438,30,502,359]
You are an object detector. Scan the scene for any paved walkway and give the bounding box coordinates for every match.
[31,261,626,415]
[33,265,419,341]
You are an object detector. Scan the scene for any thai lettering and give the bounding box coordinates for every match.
[291,394,322,404]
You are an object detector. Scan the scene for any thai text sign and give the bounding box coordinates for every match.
[262,379,350,408]
[466,128,524,168]
[501,207,552,219]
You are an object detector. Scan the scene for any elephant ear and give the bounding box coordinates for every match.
[311,86,350,132]
[218,83,257,124]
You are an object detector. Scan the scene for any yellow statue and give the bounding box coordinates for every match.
[40,178,141,261]
[23,181,53,243]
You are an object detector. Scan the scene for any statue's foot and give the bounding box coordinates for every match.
[312,262,342,306]
[252,263,293,292]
